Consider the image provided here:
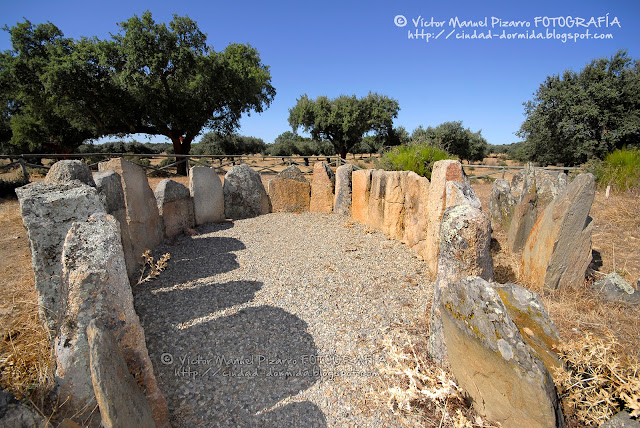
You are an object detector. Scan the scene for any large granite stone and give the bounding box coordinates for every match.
[267,166,311,213]
[189,166,225,224]
[223,164,271,219]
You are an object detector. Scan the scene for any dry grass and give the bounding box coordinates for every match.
[554,333,640,425]
[371,319,499,427]
[0,198,56,419]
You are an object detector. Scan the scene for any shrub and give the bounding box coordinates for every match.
[585,147,640,193]
[376,144,453,179]
[0,176,29,198]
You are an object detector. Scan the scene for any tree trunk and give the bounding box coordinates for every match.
[171,136,192,176]
[339,147,347,160]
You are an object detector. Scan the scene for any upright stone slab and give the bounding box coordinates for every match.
[489,178,516,231]
[46,160,96,187]
[428,204,493,365]
[99,158,164,261]
[381,171,409,241]
[440,276,563,427]
[155,179,195,237]
[508,165,567,252]
[57,213,169,427]
[87,319,156,428]
[189,166,225,224]
[402,172,430,254]
[223,164,271,219]
[445,180,481,210]
[309,162,335,213]
[422,160,466,273]
[521,173,595,291]
[267,165,311,213]
[366,170,387,231]
[94,170,137,280]
[333,164,354,216]
[15,181,106,333]
[351,169,372,224]
[493,282,562,374]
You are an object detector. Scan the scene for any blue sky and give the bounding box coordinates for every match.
[1,0,638,146]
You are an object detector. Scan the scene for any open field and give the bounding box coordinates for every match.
[0,164,638,425]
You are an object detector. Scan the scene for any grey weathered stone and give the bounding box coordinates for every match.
[508,165,568,252]
[56,213,169,427]
[0,387,45,427]
[493,282,562,374]
[423,160,467,273]
[591,273,640,305]
[189,166,225,224]
[223,164,271,219]
[489,178,516,231]
[87,319,156,428]
[428,204,493,365]
[94,170,137,280]
[267,166,310,213]
[445,180,481,211]
[601,411,640,428]
[46,160,96,187]
[310,162,335,213]
[366,170,409,240]
[333,164,354,216]
[15,181,106,333]
[98,158,164,262]
[440,276,563,427]
[155,179,195,237]
[522,173,596,291]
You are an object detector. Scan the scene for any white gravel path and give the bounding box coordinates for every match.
[134,212,434,427]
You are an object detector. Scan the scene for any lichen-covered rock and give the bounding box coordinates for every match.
[591,273,640,305]
[445,180,481,211]
[98,158,164,261]
[94,170,137,280]
[267,166,310,213]
[46,160,96,187]
[155,179,195,237]
[333,164,354,216]
[87,319,156,428]
[223,164,271,219]
[489,178,516,231]
[522,173,595,291]
[601,411,640,428]
[493,282,562,373]
[428,204,493,365]
[422,160,466,272]
[189,167,225,224]
[507,181,539,252]
[57,213,169,427]
[351,169,372,224]
[440,276,563,427]
[15,181,106,333]
[309,162,335,213]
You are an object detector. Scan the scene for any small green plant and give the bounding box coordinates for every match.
[585,147,640,193]
[376,144,453,179]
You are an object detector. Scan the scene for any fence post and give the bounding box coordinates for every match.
[19,158,30,182]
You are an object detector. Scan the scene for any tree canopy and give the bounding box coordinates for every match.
[0,12,276,174]
[410,121,488,162]
[288,93,400,159]
[518,49,640,166]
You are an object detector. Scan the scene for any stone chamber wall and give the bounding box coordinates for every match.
[15,157,599,427]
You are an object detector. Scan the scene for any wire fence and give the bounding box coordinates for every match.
[0,153,581,183]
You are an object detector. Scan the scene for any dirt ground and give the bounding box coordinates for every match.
[0,159,638,423]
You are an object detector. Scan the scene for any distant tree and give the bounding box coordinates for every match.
[409,121,488,162]
[193,132,266,156]
[518,49,640,166]
[288,93,400,159]
[1,12,275,174]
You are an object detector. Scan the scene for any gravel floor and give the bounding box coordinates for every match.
[134,212,434,427]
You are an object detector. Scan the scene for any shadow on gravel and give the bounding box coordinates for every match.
[154,305,326,427]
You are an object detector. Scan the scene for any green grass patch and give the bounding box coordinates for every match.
[376,144,453,179]
[585,147,640,193]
